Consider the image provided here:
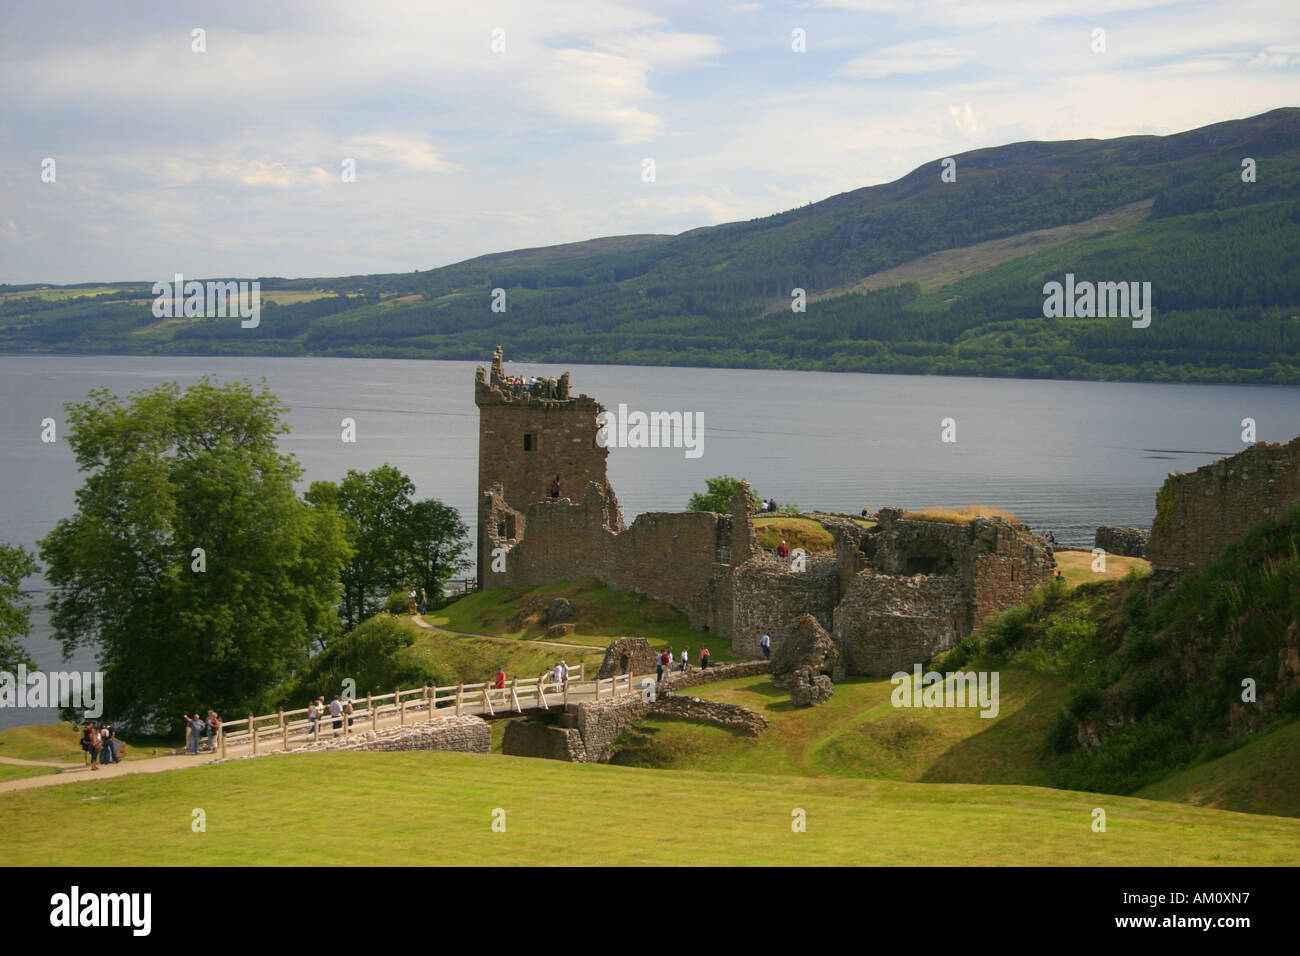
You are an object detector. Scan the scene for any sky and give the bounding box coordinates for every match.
[2,0,1298,285]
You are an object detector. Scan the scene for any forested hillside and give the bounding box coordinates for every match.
[3,108,1299,383]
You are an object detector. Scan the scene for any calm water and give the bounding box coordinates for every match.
[3,354,1298,728]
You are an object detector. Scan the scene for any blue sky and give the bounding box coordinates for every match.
[2,0,1298,284]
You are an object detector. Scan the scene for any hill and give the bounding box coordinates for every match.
[3,109,1299,383]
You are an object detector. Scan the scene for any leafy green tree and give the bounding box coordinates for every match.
[306,465,469,629]
[0,542,38,671]
[688,475,750,513]
[39,378,351,731]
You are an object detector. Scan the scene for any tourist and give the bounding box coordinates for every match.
[100,723,115,764]
[681,647,689,673]
[494,666,506,690]
[329,695,343,735]
[549,474,560,500]
[777,540,790,559]
[760,633,771,658]
[656,651,664,682]
[861,506,870,518]
[553,661,564,688]
[307,697,321,737]
[767,498,777,513]
[1047,531,1057,546]
[187,713,205,754]
[419,587,427,614]
[81,723,97,768]
[1055,568,1065,582]
[700,645,710,669]
[561,660,569,683]
[665,645,674,673]
[408,586,418,614]
[206,711,221,751]
[87,723,102,770]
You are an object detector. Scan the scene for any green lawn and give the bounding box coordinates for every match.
[1136,719,1300,818]
[0,750,1295,865]
[398,623,605,686]
[0,724,86,763]
[0,764,59,783]
[611,671,1066,785]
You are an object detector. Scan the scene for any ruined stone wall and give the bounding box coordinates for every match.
[833,573,967,675]
[649,694,768,735]
[1148,437,1300,574]
[1095,526,1150,559]
[659,658,770,691]
[730,555,840,658]
[969,523,1056,629]
[574,697,653,762]
[597,637,659,679]
[484,482,729,632]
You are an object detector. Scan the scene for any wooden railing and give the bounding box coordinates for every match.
[209,663,652,758]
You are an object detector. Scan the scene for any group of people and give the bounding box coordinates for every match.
[182,711,221,754]
[760,498,779,513]
[501,375,561,400]
[79,721,124,769]
[407,586,428,615]
[654,644,709,680]
[306,695,354,737]
[1041,530,1058,546]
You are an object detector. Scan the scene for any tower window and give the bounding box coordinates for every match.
[523,433,533,452]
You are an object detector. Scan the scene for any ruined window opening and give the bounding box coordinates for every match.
[497,522,506,537]
[523,433,533,452]
[901,538,955,576]
[716,547,732,566]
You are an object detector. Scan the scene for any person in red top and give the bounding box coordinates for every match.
[494,667,506,689]
[777,540,790,559]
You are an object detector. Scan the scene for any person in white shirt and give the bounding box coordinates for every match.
[328,695,343,735]
[553,662,564,688]
[680,647,689,672]
[760,633,771,659]
[560,660,569,682]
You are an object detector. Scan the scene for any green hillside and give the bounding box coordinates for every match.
[3,108,1299,383]
[1,750,1297,865]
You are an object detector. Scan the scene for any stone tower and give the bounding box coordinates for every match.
[474,346,623,581]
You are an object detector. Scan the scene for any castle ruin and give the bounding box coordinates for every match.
[475,349,1055,674]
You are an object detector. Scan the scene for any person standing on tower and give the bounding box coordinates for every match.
[549,475,560,499]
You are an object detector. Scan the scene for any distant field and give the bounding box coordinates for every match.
[901,505,1021,525]
[1053,550,1150,588]
[1,749,1296,865]
[754,516,834,553]
[0,286,130,302]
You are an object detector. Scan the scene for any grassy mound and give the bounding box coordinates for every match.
[0,724,86,764]
[1053,550,1150,589]
[754,516,834,553]
[427,578,726,658]
[1,750,1295,865]
[610,672,1064,786]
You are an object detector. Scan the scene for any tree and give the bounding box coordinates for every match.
[0,542,38,672]
[39,378,351,731]
[306,465,469,630]
[687,475,752,513]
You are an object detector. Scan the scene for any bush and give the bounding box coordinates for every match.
[385,590,410,614]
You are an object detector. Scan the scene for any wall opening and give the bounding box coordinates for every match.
[523,433,533,452]
[901,537,956,575]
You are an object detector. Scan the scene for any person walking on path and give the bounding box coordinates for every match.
[553,661,564,689]
[680,647,690,673]
[494,667,506,690]
[419,587,427,615]
[700,645,710,669]
[307,698,321,737]
[561,660,569,684]
[656,651,665,682]
[665,645,674,673]
[88,724,103,769]
[81,723,97,768]
[343,699,354,730]
[760,633,771,659]
[329,696,343,735]
[100,724,115,764]
[185,713,204,754]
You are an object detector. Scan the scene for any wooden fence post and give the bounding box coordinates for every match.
[280,709,287,750]
[397,687,404,725]
[456,683,464,716]
[249,713,256,754]
[220,725,226,759]
[369,693,376,731]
